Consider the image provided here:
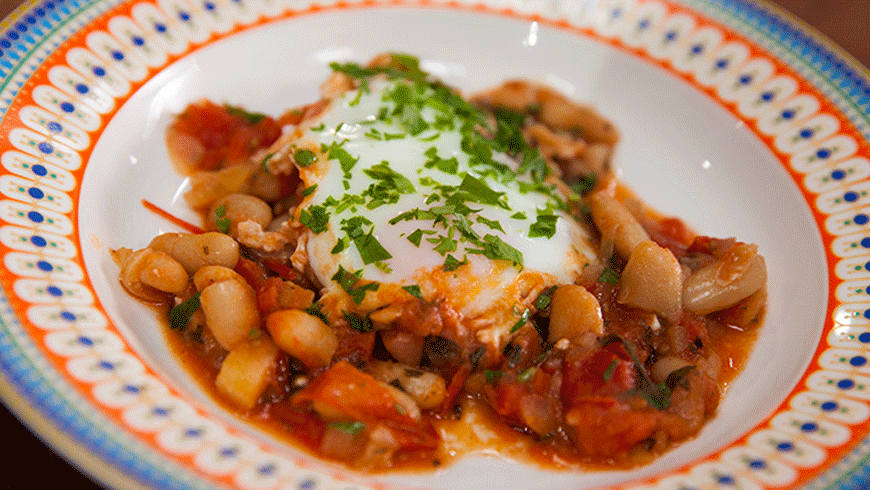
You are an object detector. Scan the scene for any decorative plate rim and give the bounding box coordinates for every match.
[1,0,869,489]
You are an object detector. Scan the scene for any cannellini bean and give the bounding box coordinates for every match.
[200,278,260,350]
[114,247,188,302]
[149,232,240,275]
[265,309,337,368]
[192,265,247,291]
[683,244,767,315]
[381,381,422,421]
[586,192,649,260]
[617,240,683,321]
[650,356,694,385]
[246,169,283,203]
[366,360,447,410]
[548,284,604,343]
[210,193,272,237]
[215,338,279,410]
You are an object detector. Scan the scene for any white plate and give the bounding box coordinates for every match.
[0,0,868,489]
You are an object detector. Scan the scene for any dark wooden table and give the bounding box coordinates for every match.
[0,0,868,488]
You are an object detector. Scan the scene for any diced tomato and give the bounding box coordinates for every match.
[267,402,325,447]
[486,377,526,418]
[561,343,636,406]
[564,396,660,458]
[290,361,437,449]
[332,324,376,364]
[292,361,410,425]
[255,277,283,313]
[169,101,281,171]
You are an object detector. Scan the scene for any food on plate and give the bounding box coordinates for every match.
[113,53,766,470]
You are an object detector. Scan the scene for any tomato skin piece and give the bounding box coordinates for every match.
[234,257,269,290]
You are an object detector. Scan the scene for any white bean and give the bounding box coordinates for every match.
[683,244,767,315]
[210,193,272,237]
[586,192,649,260]
[200,278,260,350]
[617,240,683,321]
[150,232,240,275]
[548,284,604,343]
[366,361,447,410]
[192,265,247,291]
[265,309,337,368]
[114,247,188,302]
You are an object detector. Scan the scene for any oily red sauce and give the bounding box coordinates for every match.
[165,306,758,472]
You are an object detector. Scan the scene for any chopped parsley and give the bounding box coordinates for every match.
[332,265,379,304]
[214,205,230,234]
[442,254,467,271]
[534,285,558,310]
[299,205,330,233]
[402,284,423,298]
[343,310,374,332]
[224,105,266,124]
[304,302,328,323]
[169,292,201,331]
[341,217,392,265]
[528,212,558,239]
[259,152,275,173]
[598,266,621,285]
[293,148,318,167]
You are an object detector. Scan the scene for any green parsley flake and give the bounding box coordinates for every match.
[528,212,558,239]
[402,284,423,298]
[407,229,424,247]
[169,292,201,331]
[343,310,374,332]
[224,105,266,124]
[332,265,379,304]
[301,184,318,197]
[294,148,318,167]
[598,266,621,285]
[259,152,275,173]
[214,205,230,234]
[299,205,330,233]
[442,254,467,271]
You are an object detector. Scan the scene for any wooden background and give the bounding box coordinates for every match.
[0,0,868,487]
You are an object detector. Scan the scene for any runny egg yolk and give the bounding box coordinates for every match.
[290,78,597,348]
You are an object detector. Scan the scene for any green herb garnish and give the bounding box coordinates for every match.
[169,292,201,331]
[293,148,318,167]
[214,205,230,234]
